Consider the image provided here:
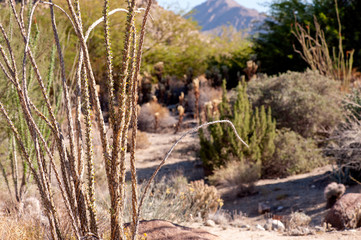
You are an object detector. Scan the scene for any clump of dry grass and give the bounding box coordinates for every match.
[0,195,47,240]
[138,101,176,132]
[288,212,311,229]
[286,212,314,236]
[130,176,223,223]
[208,160,259,197]
[0,216,46,240]
[127,129,150,150]
[209,210,231,226]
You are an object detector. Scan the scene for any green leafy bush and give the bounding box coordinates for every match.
[199,80,276,175]
[263,129,327,178]
[248,70,343,138]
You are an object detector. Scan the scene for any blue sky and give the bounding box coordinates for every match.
[157,0,270,13]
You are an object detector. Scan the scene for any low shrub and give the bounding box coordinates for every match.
[127,129,150,150]
[208,160,260,196]
[0,216,45,240]
[287,212,313,236]
[248,70,343,138]
[131,176,223,222]
[263,129,327,178]
[344,87,361,120]
[138,101,176,133]
[325,119,361,184]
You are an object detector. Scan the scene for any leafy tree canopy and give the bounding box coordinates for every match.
[253,0,361,75]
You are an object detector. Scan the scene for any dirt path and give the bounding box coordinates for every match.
[129,130,205,182]
[131,127,361,240]
[189,223,361,240]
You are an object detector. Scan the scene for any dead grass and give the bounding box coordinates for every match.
[208,160,260,197]
[0,216,46,240]
[138,101,176,132]
[0,195,47,240]
[288,212,311,229]
[127,129,151,150]
[122,175,223,224]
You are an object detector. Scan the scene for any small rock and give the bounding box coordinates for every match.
[315,226,325,232]
[240,224,250,230]
[256,224,265,231]
[258,202,271,214]
[205,220,216,227]
[271,220,285,231]
[288,227,314,236]
[264,222,272,231]
[277,206,284,211]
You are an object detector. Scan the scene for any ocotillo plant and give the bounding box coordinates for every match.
[0,0,153,239]
[0,1,249,240]
[292,0,354,90]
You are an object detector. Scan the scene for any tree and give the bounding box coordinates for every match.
[253,0,361,75]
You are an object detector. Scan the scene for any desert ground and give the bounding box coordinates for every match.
[131,120,361,240]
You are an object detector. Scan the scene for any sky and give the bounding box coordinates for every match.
[157,0,270,14]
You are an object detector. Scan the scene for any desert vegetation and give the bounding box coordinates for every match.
[1,0,361,239]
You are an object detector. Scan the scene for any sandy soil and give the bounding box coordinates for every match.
[130,122,361,240]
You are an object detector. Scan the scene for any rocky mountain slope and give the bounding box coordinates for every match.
[187,0,265,34]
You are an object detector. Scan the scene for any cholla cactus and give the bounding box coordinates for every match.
[199,80,276,172]
[154,112,159,133]
[174,105,185,133]
[193,78,200,120]
[324,182,345,209]
[244,60,258,81]
[179,92,184,106]
[187,180,223,218]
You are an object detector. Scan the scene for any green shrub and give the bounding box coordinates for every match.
[199,80,276,175]
[248,70,343,138]
[208,159,260,196]
[263,129,327,178]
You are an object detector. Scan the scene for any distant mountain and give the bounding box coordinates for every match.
[186,0,265,35]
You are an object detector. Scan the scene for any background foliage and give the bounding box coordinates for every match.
[253,0,361,75]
